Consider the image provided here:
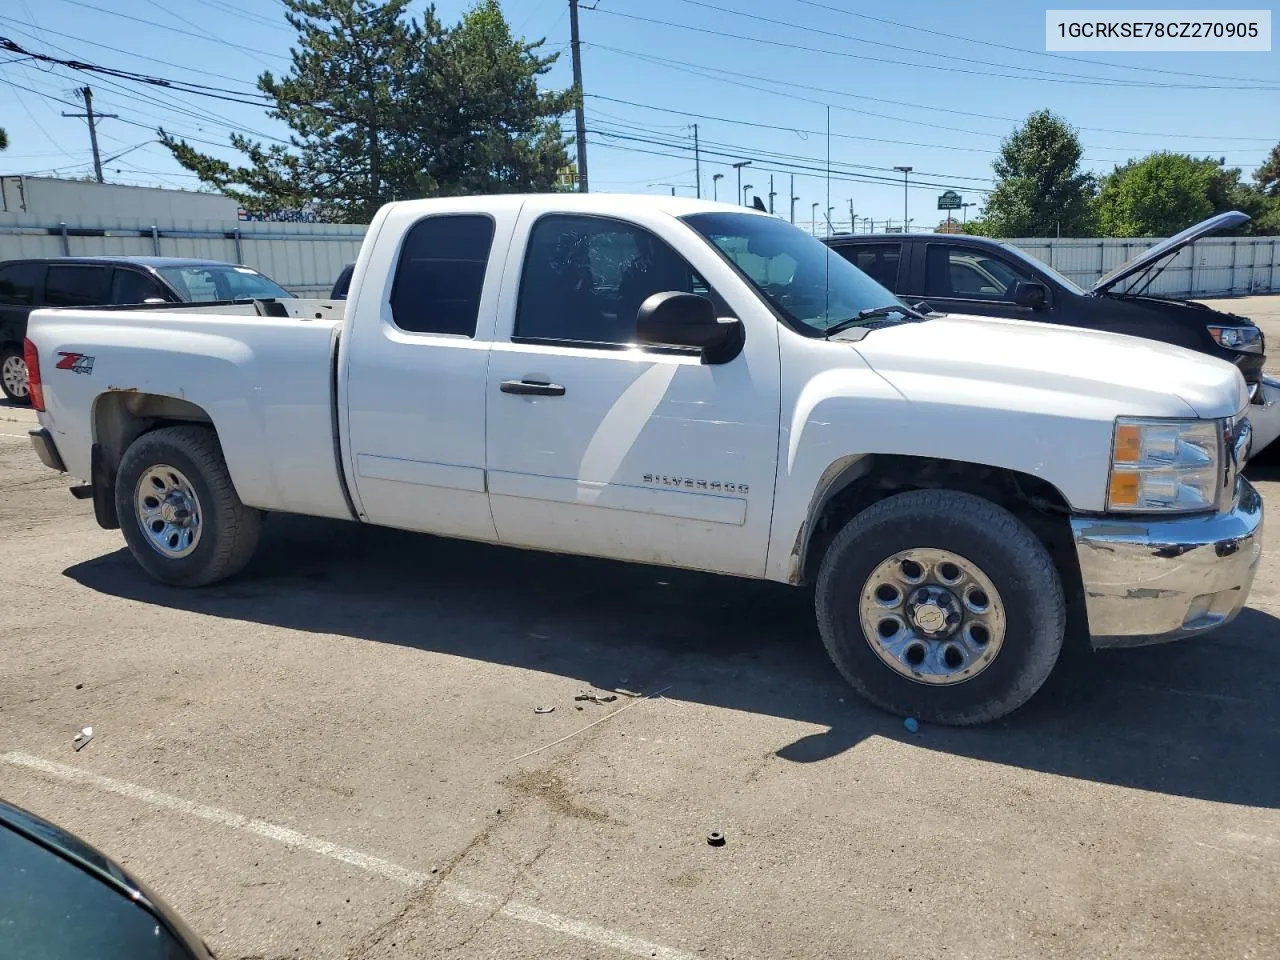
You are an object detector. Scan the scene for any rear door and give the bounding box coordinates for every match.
[341,200,518,541]
[483,203,781,577]
[907,241,1045,319]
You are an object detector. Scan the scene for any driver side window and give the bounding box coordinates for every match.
[923,244,1033,301]
[515,215,718,347]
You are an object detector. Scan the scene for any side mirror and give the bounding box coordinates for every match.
[635,291,742,364]
[1012,280,1048,310]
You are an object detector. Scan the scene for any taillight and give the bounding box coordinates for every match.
[23,337,44,411]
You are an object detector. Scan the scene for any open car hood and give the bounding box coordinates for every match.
[1090,210,1250,296]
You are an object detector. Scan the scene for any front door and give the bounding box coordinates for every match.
[910,241,1048,320]
[484,209,780,578]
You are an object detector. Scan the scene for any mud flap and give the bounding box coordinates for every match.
[91,443,119,530]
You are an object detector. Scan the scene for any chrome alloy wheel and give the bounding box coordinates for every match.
[135,464,203,559]
[1,354,28,399]
[859,548,1006,685]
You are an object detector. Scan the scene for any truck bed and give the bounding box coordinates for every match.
[27,299,353,521]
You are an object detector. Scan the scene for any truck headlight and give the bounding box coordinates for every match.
[1107,418,1220,513]
[1207,325,1263,354]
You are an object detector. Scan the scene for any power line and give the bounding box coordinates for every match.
[787,0,1280,88]
[587,45,1273,162]
[0,37,277,106]
[589,126,994,193]
[588,104,997,182]
[0,14,267,89]
[53,0,290,62]
[585,6,1280,90]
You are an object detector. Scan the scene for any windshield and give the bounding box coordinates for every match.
[1002,244,1085,295]
[682,212,910,334]
[156,264,294,302]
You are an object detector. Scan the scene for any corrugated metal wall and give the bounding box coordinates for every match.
[0,213,367,296]
[1004,236,1280,296]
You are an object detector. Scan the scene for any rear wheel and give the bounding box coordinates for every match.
[815,489,1065,725]
[115,425,261,586]
[0,346,29,403]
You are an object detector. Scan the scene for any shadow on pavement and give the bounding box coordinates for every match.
[65,513,1280,808]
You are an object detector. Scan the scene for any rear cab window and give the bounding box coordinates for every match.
[0,263,46,306]
[44,265,112,307]
[832,243,903,290]
[390,215,495,336]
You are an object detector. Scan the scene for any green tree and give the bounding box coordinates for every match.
[0,128,8,151]
[162,0,572,223]
[1092,152,1271,237]
[1254,142,1280,197]
[980,110,1096,237]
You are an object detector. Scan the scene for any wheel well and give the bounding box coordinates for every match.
[93,391,214,476]
[799,455,1082,612]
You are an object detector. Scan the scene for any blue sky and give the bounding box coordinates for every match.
[1,0,1277,228]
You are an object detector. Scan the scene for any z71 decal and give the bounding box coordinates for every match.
[55,352,95,375]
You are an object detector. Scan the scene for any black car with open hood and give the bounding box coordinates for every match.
[823,211,1265,386]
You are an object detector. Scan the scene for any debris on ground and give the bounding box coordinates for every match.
[614,688,643,698]
[574,693,618,705]
[73,726,93,751]
[707,831,726,847]
[75,683,83,690]
[533,705,555,714]
[903,717,920,733]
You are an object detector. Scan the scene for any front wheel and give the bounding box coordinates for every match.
[815,489,1065,725]
[0,346,29,404]
[115,425,261,587]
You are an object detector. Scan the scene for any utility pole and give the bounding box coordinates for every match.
[894,165,912,231]
[811,202,819,236]
[768,175,776,215]
[62,86,117,184]
[692,124,701,199]
[790,174,797,224]
[568,0,589,192]
[732,160,751,206]
[848,198,854,234]
[712,173,723,201]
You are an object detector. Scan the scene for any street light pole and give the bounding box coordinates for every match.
[768,174,776,215]
[961,202,973,225]
[711,173,723,201]
[742,183,754,207]
[811,202,819,236]
[790,174,798,224]
[894,165,912,230]
[732,161,752,206]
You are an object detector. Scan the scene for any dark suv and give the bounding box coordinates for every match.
[823,211,1265,387]
[0,256,293,402]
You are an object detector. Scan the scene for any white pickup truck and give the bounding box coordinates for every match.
[24,194,1263,724]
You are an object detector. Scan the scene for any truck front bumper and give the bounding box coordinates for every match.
[1070,477,1263,649]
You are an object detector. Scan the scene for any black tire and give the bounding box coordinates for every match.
[815,489,1065,725]
[0,345,30,404]
[115,425,261,587]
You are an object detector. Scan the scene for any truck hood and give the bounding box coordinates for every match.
[1090,210,1250,295]
[850,314,1247,419]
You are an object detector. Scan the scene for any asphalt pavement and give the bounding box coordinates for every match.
[2,316,1279,960]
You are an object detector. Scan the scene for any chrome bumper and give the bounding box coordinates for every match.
[1070,478,1263,649]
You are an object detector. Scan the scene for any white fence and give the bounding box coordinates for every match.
[0,213,368,297]
[1001,236,1279,297]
